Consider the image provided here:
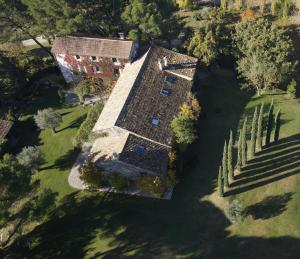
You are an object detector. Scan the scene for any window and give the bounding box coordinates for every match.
[161,88,171,96]
[135,145,145,156]
[112,57,118,63]
[93,66,102,73]
[91,56,97,61]
[75,55,80,60]
[151,118,160,126]
[77,65,86,73]
[114,68,120,76]
[165,76,176,84]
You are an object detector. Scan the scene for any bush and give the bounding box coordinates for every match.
[165,169,177,188]
[79,158,103,188]
[136,175,166,196]
[73,102,104,146]
[287,79,298,98]
[108,172,127,191]
[225,200,245,224]
[16,146,44,171]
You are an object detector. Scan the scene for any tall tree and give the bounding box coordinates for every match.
[228,130,234,180]
[122,0,163,41]
[21,0,84,38]
[242,117,248,166]
[222,140,229,187]
[274,109,281,142]
[250,107,258,157]
[0,0,53,57]
[233,19,296,96]
[218,165,224,197]
[236,130,242,172]
[187,30,219,67]
[257,103,264,151]
[265,100,274,146]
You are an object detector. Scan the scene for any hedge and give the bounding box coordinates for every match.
[73,102,104,146]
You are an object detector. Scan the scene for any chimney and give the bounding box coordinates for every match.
[118,32,125,40]
[158,59,163,71]
[163,56,168,67]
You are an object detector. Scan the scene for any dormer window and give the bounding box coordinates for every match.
[135,145,145,156]
[165,76,176,84]
[151,118,160,126]
[161,88,171,96]
[112,58,117,63]
[93,66,102,73]
[75,55,80,60]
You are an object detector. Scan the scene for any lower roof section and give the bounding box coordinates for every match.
[119,134,170,175]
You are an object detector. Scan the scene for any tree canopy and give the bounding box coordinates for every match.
[34,108,62,133]
[121,0,163,41]
[233,19,296,95]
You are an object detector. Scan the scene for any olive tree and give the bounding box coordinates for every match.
[34,108,62,134]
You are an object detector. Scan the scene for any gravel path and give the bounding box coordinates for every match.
[68,144,91,190]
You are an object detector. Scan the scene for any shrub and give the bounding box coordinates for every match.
[136,175,166,196]
[16,146,43,171]
[73,102,104,146]
[79,158,103,188]
[171,95,200,144]
[108,172,127,191]
[165,169,177,188]
[225,200,245,224]
[287,79,298,98]
[74,82,90,103]
[168,150,176,169]
[57,88,65,103]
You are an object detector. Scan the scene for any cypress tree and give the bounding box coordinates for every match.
[257,103,264,151]
[265,100,274,146]
[242,117,248,167]
[236,130,242,172]
[274,109,281,142]
[228,130,234,180]
[250,107,258,158]
[218,165,224,197]
[222,140,228,187]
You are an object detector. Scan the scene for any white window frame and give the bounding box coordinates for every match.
[74,55,81,61]
[77,65,87,73]
[93,65,102,74]
[112,57,120,65]
[90,56,99,62]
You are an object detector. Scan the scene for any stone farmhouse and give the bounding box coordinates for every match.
[51,36,138,83]
[90,44,198,178]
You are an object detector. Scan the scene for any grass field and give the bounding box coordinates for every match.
[6,69,300,259]
[14,81,89,199]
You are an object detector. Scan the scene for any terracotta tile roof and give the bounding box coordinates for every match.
[0,120,13,141]
[119,134,170,175]
[116,46,198,146]
[51,36,134,59]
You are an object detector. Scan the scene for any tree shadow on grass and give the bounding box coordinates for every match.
[56,114,87,133]
[40,148,80,171]
[245,192,293,220]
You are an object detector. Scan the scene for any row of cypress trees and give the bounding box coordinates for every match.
[218,100,281,197]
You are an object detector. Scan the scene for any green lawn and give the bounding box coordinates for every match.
[15,80,89,199]
[6,69,300,259]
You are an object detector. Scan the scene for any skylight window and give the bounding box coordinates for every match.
[165,76,176,84]
[91,56,97,61]
[151,118,160,126]
[161,88,171,96]
[135,145,145,156]
[75,55,80,60]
